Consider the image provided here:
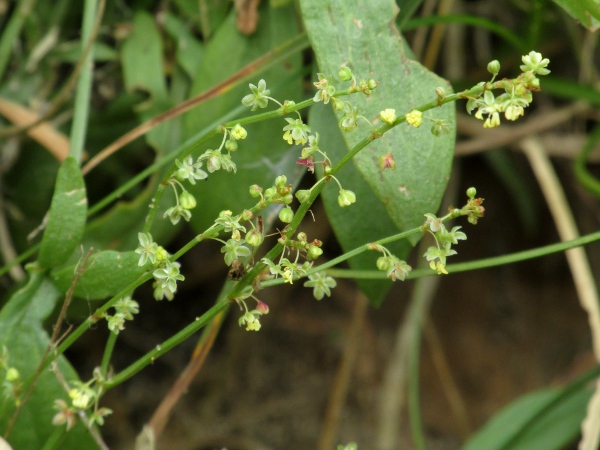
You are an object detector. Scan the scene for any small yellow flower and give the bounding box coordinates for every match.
[430,260,448,275]
[405,110,423,128]
[380,108,397,124]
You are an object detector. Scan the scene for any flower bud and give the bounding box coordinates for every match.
[487,60,500,76]
[307,244,323,261]
[241,209,253,221]
[275,175,287,187]
[338,66,353,81]
[180,191,197,209]
[367,79,378,90]
[249,184,262,198]
[279,206,294,223]
[295,189,311,204]
[332,97,344,111]
[466,187,477,199]
[379,108,397,125]
[435,87,446,99]
[230,124,248,140]
[245,229,264,247]
[256,301,269,315]
[405,110,423,128]
[376,256,391,271]
[6,367,19,382]
[225,140,238,151]
[296,232,307,242]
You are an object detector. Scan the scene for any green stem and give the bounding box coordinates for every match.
[101,331,118,377]
[104,298,230,388]
[0,0,36,81]
[69,0,99,163]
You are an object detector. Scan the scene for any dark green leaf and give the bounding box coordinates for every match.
[38,157,87,270]
[310,105,411,306]
[462,387,592,450]
[50,251,147,300]
[300,0,455,246]
[0,274,97,449]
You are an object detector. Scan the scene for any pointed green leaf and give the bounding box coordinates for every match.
[462,387,591,450]
[50,251,147,300]
[0,274,97,449]
[300,0,455,246]
[38,157,87,270]
[310,105,411,306]
[550,0,600,30]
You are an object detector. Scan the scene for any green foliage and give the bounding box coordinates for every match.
[0,275,96,449]
[37,157,87,270]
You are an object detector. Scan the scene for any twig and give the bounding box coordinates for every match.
[520,136,600,450]
[316,289,368,450]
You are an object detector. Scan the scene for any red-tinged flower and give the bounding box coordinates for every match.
[297,157,315,173]
[379,153,396,170]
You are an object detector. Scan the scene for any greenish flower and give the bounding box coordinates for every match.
[153,260,185,293]
[221,239,251,266]
[304,272,337,300]
[282,118,311,145]
[242,79,271,111]
[135,232,159,266]
[175,157,208,185]
[520,51,550,76]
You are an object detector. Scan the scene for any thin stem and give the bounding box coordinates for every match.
[68,0,99,163]
[104,299,230,388]
[101,331,118,377]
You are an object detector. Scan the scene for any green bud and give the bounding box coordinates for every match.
[435,87,446,99]
[338,66,353,81]
[367,79,378,90]
[225,140,238,151]
[466,187,477,199]
[249,184,263,198]
[245,229,264,247]
[180,191,197,209]
[376,256,391,271]
[307,244,323,261]
[296,232,307,242]
[230,124,248,140]
[337,189,356,207]
[264,186,277,199]
[295,189,311,204]
[487,60,500,76]
[332,97,345,111]
[155,246,169,262]
[275,175,287,187]
[279,206,294,223]
[241,209,253,221]
[6,367,19,382]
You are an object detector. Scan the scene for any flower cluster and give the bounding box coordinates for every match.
[230,285,270,332]
[56,369,112,429]
[467,51,550,128]
[135,232,185,301]
[369,244,412,281]
[105,296,139,334]
[422,212,467,275]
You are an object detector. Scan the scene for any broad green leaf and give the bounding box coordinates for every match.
[38,157,87,270]
[300,0,455,246]
[551,0,600,30]
[310,105,411,306]
[183,4,303,233]
[50,251,147,300]
[172,0,229,39]
[462,387,592,450]
[0,274,97,449]
[120,10,177,152]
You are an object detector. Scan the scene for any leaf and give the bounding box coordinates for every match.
[183,4,304,234]
[50,251,147,300]
[310,105,411,306]
[300,0,455,247]
[38,157,87,270]
[550,0,600,30]
[162,12,204,80]
[0,274,97,449]
[462,387,592,450]
[120,10,177,152]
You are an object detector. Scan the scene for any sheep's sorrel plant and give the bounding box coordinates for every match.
[0,0,599,449]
